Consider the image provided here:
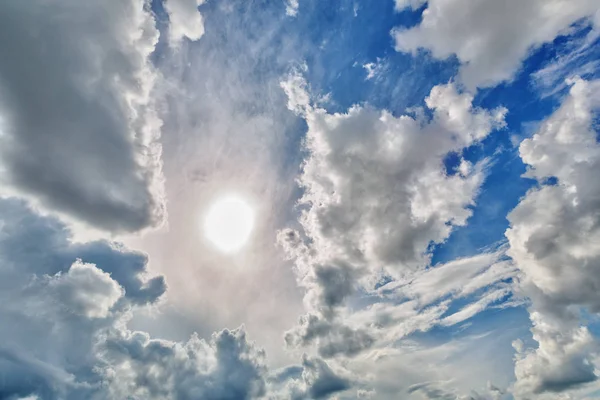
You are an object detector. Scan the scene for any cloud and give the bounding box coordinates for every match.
[0,197,167,398]
[512,311,597,397]
[47,261,124,319]
[440,286,511,327]
[285,314,375,358]
[286,0,300,17]
[164,0,206,44]
[0,198,166,305]
[0,0,165,233]
[507,78,600,311]
[531,23,600,97]
[408,381,463,400]
[379,250,516,307]
[272,356,352,399]
[408,380,504,400]
[345,329,519,400]
[279,71,507,355]
[394,0,426,11]
[0,259,122,399]
[349,300,450,346]
[325,250,520,352]
[0,196,347,400]
[100,327,268,400]
[0,263,268,399]
[506,78,600,397]
[362,58,387,81]
[5,2,598,399]
[393,0,600,89]
[281,74,506,278]
[139,0,309,366]
[279,253,515,360]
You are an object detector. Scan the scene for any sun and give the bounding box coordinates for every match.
[204,196,255,253]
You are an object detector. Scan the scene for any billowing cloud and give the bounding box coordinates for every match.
[0,198,166,305]
[48,261,124,319]
[0,197,347,400]
[512,311,597,397]
[271,356,352,399]
[393,0,600,89]
[362,58,387,81]
[0,263,267,399]
[0,0,165,233]
[286,0,300,17]
[279,71,507,356]
[100,327,268,400]
[394,0,427,11]
[0,198,165,398]
[508,79,600,312]
[281,74,506,280]
[506,78,600,397]
[164,0,206,44]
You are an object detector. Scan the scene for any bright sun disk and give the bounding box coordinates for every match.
[204,196,255,253]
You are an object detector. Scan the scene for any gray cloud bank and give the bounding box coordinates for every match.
[0,0,166,233]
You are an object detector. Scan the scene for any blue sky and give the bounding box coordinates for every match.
[0,0,600,399]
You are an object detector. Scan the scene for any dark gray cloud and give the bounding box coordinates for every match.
[0,0,165,232]
[272,356,352,399]
[0,198,166,305]
[301,357,351,399]
[314,262,362,317]
[285,314,374,358]
[408,381,503,400]
[408,382,459,400]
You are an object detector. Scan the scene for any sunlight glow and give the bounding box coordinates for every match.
[204,196,255,253]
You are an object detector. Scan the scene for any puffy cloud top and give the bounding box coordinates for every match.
[164,0,207,44]
[394,0,600,89]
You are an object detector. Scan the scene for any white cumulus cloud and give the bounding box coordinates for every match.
[279,71,507,357]
[164,0,206,44]
[507,78,600,397]
[393,0,600,89]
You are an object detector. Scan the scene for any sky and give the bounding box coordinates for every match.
[0,0,599,399]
